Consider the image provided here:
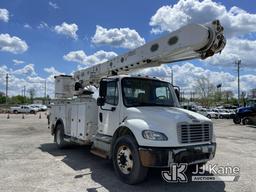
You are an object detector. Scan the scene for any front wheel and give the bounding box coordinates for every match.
[112,135,148,184]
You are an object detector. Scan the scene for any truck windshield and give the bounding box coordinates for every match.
[121,77,180,107]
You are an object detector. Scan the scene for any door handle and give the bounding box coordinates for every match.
[100,106,116,111]
[99,113,103,122]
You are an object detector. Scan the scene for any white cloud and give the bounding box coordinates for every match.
[49,1,59,9]
[0,64,60,97]
[44,66,62,76]
[12,59,25,65]
[63,50,117,67]
[0,8,9,22]
[12,64,36,76]
[149,0,256,37]
[24,24,32,29]
[54,22,78,40]
[91,25,145,49]
[0,65,49,97]
[207,38,256,68]
[0,33,28,54]
[135,63,256,96]
[26,76,45,83]
[37,21,49,29]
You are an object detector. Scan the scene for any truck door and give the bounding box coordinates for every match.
[98,79,120,136]
[21,106,27,113]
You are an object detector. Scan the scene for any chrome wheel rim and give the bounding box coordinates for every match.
[117,145,133,174]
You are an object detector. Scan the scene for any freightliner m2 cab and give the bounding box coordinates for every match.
[49,20,226,184]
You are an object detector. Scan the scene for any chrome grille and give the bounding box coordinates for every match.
[177,124,212,144]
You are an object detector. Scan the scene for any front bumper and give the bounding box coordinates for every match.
[139,143,216,167]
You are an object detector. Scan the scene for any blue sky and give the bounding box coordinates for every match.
[0,0,256,97]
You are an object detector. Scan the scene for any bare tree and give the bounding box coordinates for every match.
[194,77,215,106]
[222,90,234,102]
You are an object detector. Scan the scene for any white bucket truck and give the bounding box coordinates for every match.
[48,20,226,184]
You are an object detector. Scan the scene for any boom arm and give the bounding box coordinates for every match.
[74,20,225,87]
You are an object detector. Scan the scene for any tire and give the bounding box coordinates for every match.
[13,110,18,114]
[233,116,241,124]
[55,123,67,149]
[112,135,148,184]
[242,118,251,125]
[219,115,223,119]
[206,114,211,119]
[30,110,35,114]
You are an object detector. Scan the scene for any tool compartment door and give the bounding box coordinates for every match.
[71,104,78,137]
[77,104,86,139]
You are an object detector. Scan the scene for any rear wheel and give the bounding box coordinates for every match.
[55,123,67,149]
[13,110,18,114]
[206,114,211,119]
[233,116,241,124]
[112,135,148,184]
[219,115,223,119]
[242,117,251,125]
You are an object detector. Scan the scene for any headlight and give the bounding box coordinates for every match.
[142,130,168,141]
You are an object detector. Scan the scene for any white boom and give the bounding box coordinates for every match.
[74,20,225,87]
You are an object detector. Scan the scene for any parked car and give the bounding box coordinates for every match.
[197,108,218,119]
[29,105,41,111]
[233,104,256,124]
[29,104,48,111]
[10,105,39,114]
[213,109,230,119]
[227,109,236,119]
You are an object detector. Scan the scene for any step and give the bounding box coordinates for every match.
[90,148,108,159]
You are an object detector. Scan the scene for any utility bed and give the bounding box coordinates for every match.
[49,97,98,143]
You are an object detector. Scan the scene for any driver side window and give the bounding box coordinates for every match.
[105,81,119,106]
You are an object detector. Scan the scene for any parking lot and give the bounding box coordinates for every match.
[0,113,255,192]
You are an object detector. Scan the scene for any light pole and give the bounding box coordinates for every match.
[235,60,241,106]
[5,73,9,105]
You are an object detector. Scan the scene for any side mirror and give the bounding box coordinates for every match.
[97,97,106,106]
[75,82,82,91]
[174,86,180,102]
[99,80,107,97]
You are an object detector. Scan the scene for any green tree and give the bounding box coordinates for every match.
[0,95,6,104]
[9,95,26,104]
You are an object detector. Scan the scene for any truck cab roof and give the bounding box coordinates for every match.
[105,75,168,83]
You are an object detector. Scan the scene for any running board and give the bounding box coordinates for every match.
[90,133,112,158]
[90,148,108,159]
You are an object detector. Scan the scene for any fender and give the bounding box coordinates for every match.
[120,118,170,147]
